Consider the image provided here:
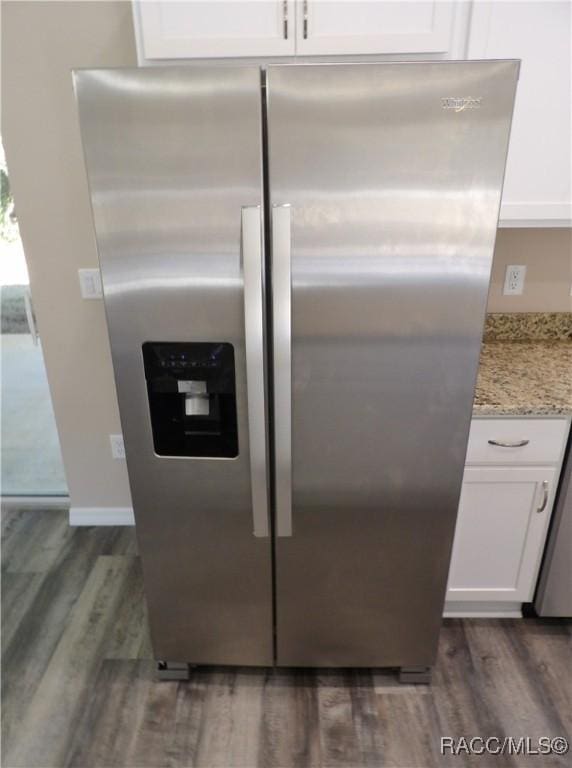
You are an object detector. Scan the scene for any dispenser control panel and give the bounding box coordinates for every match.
[142,342,238,458]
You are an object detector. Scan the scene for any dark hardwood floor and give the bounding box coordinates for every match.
[2,506,571,767]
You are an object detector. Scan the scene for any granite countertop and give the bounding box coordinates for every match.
[473,313,572,417]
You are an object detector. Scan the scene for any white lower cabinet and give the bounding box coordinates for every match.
[445,417,569,616]
[446,467,556,605]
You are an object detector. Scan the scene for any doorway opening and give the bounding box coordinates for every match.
[1,142,68,498]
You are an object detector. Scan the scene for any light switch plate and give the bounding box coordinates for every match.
[110,434,126,459]
[78,268,103,299]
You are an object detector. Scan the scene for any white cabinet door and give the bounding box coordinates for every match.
[136,0,296,60]
[468,1,572,226]
[296,0,456,56]
[447,467,557,603]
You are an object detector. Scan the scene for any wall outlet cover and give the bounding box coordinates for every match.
[78,268,103,299]
[110,434,126,459]
[503,265,527,296]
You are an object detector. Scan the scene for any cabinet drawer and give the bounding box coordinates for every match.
[466,419,569,465]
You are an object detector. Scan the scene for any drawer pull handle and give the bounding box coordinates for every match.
[537,481,549,513]
[487,439,530,448]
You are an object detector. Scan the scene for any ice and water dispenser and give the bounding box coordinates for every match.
[143,342,238,458]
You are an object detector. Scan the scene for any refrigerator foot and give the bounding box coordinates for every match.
[399,666,432,685]
[157,661,192,681]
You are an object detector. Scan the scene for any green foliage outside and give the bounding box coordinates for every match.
[1,153,18,244]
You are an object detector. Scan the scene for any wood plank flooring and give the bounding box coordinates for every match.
[2,506,571,767]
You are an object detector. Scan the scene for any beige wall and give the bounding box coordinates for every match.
[2,2,571,512]
[2,1,137,509]
[488,229,572,312]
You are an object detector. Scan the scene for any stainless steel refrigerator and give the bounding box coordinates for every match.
[74,61,518,681]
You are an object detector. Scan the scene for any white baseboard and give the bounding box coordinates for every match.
[2,496,69,508]
[69,507,135,526]
[444,600,522,619]
[444,610,523,618]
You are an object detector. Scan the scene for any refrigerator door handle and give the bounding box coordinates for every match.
[242,206,270,538]
[272,204,293,537]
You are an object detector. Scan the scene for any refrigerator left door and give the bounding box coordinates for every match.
[74,67,273,666]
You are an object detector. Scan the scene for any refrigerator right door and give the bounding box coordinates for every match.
[266,62,518,667]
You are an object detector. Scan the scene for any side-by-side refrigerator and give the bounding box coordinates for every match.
[75,61,518,680]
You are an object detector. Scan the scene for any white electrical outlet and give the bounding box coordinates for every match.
[110,434,126,459]
[503,265,526,296]
[78,268,103,299]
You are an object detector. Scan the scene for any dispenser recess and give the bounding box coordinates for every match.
[143,342,238,458]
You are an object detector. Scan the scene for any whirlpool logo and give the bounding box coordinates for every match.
[441,96,483,112]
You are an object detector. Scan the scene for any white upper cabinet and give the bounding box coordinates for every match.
[136,1,296,59]
[468,0,571,227]
[134,0,466,61]
[295,1,457,56]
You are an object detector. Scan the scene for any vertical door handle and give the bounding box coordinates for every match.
[283,0,288,38]
[242,206,269,538]
[272,204,292,537]
[303,0,309,39]
[536,480,549,513]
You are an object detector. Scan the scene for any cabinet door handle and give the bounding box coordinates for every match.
[303,0,308,39]
[537,480,549,513]
[487,439,530,448]
[283,0,288,39]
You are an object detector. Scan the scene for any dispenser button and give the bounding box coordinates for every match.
[177,380,207,395]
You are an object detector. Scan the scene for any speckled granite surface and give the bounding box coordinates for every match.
[484,312,572,342]
[474,313,572,416]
